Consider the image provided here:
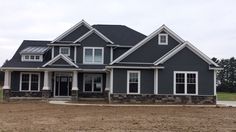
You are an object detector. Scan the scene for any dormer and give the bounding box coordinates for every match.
[20,46,50,62]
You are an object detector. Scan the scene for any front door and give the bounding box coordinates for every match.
[55,75,72,97]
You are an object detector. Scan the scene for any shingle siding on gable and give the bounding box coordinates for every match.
[158,47,214,95]
[60,25,90,41]
[121,32,180,63]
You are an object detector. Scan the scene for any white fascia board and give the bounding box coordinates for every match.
[42,54,78,68]
[73,29,114,44]
[110,25,185,65]
[154,41,219,67]
[105,66,164,69]
[51,20,92,43]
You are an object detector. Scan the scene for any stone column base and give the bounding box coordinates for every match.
[3,89,11,102]
[42,90,51,101]
[71,90,78,101]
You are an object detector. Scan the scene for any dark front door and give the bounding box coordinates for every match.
[55,76,72,97]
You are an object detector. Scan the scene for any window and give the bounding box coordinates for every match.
[20,73,40,91]
[158,34,168,45]
[60,47,70,56]
[127,71,140,94]
[22,55,43,62]
[83,47,104,64]
[174,71,198,95]
[83,74,102,92]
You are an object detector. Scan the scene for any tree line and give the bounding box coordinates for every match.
[212,57,236,92]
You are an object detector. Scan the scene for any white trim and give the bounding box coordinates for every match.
[74,46,77,63]
[72,71,79,91]
[173,71,198,95]
[2,70,11,89]
[51,20,92,43]
[158,34,168,45]
[83,47,104,64]
[59,47,70,56]
[51,46,54,59]
[110,69,113,94]
[106,66,164,69]
[154,69,158,94]
[43,54,78,68]
[21,55,43,62]
[83,74,103,93]
[127,70,141,94]
[42,71,50,90]
[73,29,114,44]
[0,67,79,71]
[154,41,219,67]
[110,47,113,63]
[214,70,217,96]
[20,72,40,92]
[209,67,223,70]
[110,24,185,65]
[48,44,81,46]
[118,62,154,65]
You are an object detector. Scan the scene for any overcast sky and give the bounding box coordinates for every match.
[0,0,235,65]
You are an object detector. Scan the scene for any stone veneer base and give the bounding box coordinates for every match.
[71,90,79,101]
[110,94,216,105]
[3,89,11,102]
[42,90,51,100]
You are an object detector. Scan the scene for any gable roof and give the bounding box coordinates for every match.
[153,41,219,67]
[110,25,185,65]
[92,25,146,46]
[42,54,78,68]
[51,20,92,43]
[73,28,114,44]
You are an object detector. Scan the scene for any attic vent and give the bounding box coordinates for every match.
[158,34,168,45]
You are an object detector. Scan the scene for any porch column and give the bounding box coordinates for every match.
[105,71,111,103]
[42,71,51,100]
[2,70,11,101]
[71,71,79,101]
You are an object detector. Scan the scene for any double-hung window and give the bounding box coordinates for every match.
[174,71,198,95]
[127,71,140,94]
[83,47,103,64]
[60,47,70,56]
[20,73,40,91]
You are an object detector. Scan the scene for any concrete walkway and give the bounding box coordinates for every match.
[49,101,217,107]
[217,101,236,107]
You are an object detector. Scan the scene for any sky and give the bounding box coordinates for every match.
[0,0,236,65]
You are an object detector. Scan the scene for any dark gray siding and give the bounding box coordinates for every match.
[11,71,44,91]
[158,47,214,95]
[113,69,154,94]
[113,47,130,60]
[52,58,71,66]
[121,31,180,63]
[54,46,74,60]
[61,25,90,41]
[76,33,111,65]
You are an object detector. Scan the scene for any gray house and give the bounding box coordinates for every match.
[1,20,221,104]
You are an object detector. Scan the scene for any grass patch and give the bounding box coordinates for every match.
[217,92,236,101]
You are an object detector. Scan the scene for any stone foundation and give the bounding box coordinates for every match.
[11,91,42,97]
[110,94,216,105]
[42,90,51,100]
[3,89,11,102]
[71,90,78,101]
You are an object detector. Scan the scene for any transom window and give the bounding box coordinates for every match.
[59,47,70,56]
[158,34,168,45]
[83,47,104,64]
[83,74,103,92]
[20,73,40,91]
[127,71,140,94]
[174,71,198,95]
[22,55,43,62]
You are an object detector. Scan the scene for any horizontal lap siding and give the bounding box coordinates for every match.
[158,47,214,95]
[113,69,154,94]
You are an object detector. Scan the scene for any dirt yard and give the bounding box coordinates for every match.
[0,102,236,132]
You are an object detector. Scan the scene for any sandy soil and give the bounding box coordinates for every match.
[0,102,236,132]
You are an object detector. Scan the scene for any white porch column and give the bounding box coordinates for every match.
[154,69,158,95]
[105,71,110,91]
[42,71,50,90]
[3,70,11,89]
[72,71,78,90]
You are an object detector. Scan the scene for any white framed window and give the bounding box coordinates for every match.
[59,47,70,56]
[174,71,198,95]
[20,73,40,92]
[22,55,43,62]
[158,34,168,45]
[83,74,103,93]
[83,47,104,64]
[127,71,141,94]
